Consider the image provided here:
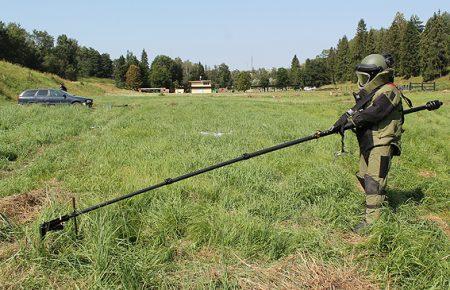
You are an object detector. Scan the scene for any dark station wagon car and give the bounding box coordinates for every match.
[18,89,93,107]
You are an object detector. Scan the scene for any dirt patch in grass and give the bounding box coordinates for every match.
[0,190,47,224]
[341,231,368,245]
[170,251,377,289]
[0,178,64,225]
[423,214,450,238]
[234,253,377,290]
[418,170,436,178]
[196,246,221,263]
[0,241,19,260]
[0,261,90,289]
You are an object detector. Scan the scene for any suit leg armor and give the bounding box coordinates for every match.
[359,146,392,224]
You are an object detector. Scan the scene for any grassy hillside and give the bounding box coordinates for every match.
[0,91,448,289]
[0,61,130,101]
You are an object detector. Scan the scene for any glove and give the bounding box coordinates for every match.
[332,112,350,133]
[426,100,442,111]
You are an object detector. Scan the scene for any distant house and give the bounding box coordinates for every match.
[175,88,185,94]
[190,80,212,94]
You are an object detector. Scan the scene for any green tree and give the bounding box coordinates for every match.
[149,55,175,89]
[290,54,302,87]
[181,60,194,88]
[0,22,11,61]
[335,36,352,82]
[234,71,251,91]
[0,20,112,80]
[259,69,270,89]
[77,47,102,77]
[420,11,449,81]
[374,28,389,54]
[215,63,232,88]
[172,57,184,87]
[386,12,408,75]
[212,63,231,88]
[5,23,40,69]
[411,14,425,33]
[190,62,206,80]
[99,53,113,78]
[401,15,422,78]
[276,67,289,88]
[31,30,54,71]
[125,51,139,67]
[113,56,127,88]
[51,34,79,80]
[302,56,330,87]
[125,64,142,90]
[366,29,377,55]
[326,48,337,84]
[139,49,150,87]
[352,19,368,69]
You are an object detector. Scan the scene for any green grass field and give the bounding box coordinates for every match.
[1,89,448,289]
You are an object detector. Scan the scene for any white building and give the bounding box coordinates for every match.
[190,80,212,94]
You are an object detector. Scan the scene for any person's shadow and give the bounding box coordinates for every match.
[386,188,425,211]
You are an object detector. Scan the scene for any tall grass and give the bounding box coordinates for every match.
[0,90,448,288]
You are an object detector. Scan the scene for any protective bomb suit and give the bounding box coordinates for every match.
[334,54,410,230]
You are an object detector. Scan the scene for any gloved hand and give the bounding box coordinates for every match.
[426,100,442,111]
[332,113,350,133]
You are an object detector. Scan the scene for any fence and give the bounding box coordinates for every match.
[400,82,436,91]
[250,85,300,92]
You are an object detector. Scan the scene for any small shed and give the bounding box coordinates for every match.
[190,80,212,94]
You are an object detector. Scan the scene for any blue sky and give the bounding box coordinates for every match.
[0,0,447,69]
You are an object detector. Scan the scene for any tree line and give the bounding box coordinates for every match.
[1,11,448,92]
[325,11,449,84]
[114,10,449,91]
[0,22,113,80]
[281,11,449,90]
[113,51,233,91]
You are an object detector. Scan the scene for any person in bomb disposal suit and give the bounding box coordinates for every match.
[333,54,418,232]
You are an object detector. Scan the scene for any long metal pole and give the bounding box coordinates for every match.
[39,100,443,238]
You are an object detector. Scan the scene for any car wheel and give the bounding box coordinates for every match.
[71,101,82,106]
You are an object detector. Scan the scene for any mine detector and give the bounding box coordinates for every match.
[39,100,443,238]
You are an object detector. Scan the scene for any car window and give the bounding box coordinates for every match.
[49,90,64,98]
[36,90,49,97]
[22,90,38,97]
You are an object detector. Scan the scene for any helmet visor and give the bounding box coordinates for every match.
[356,71,371,87]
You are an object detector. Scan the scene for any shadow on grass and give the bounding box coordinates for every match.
[0,151,18,161]
[386,188,425,211]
